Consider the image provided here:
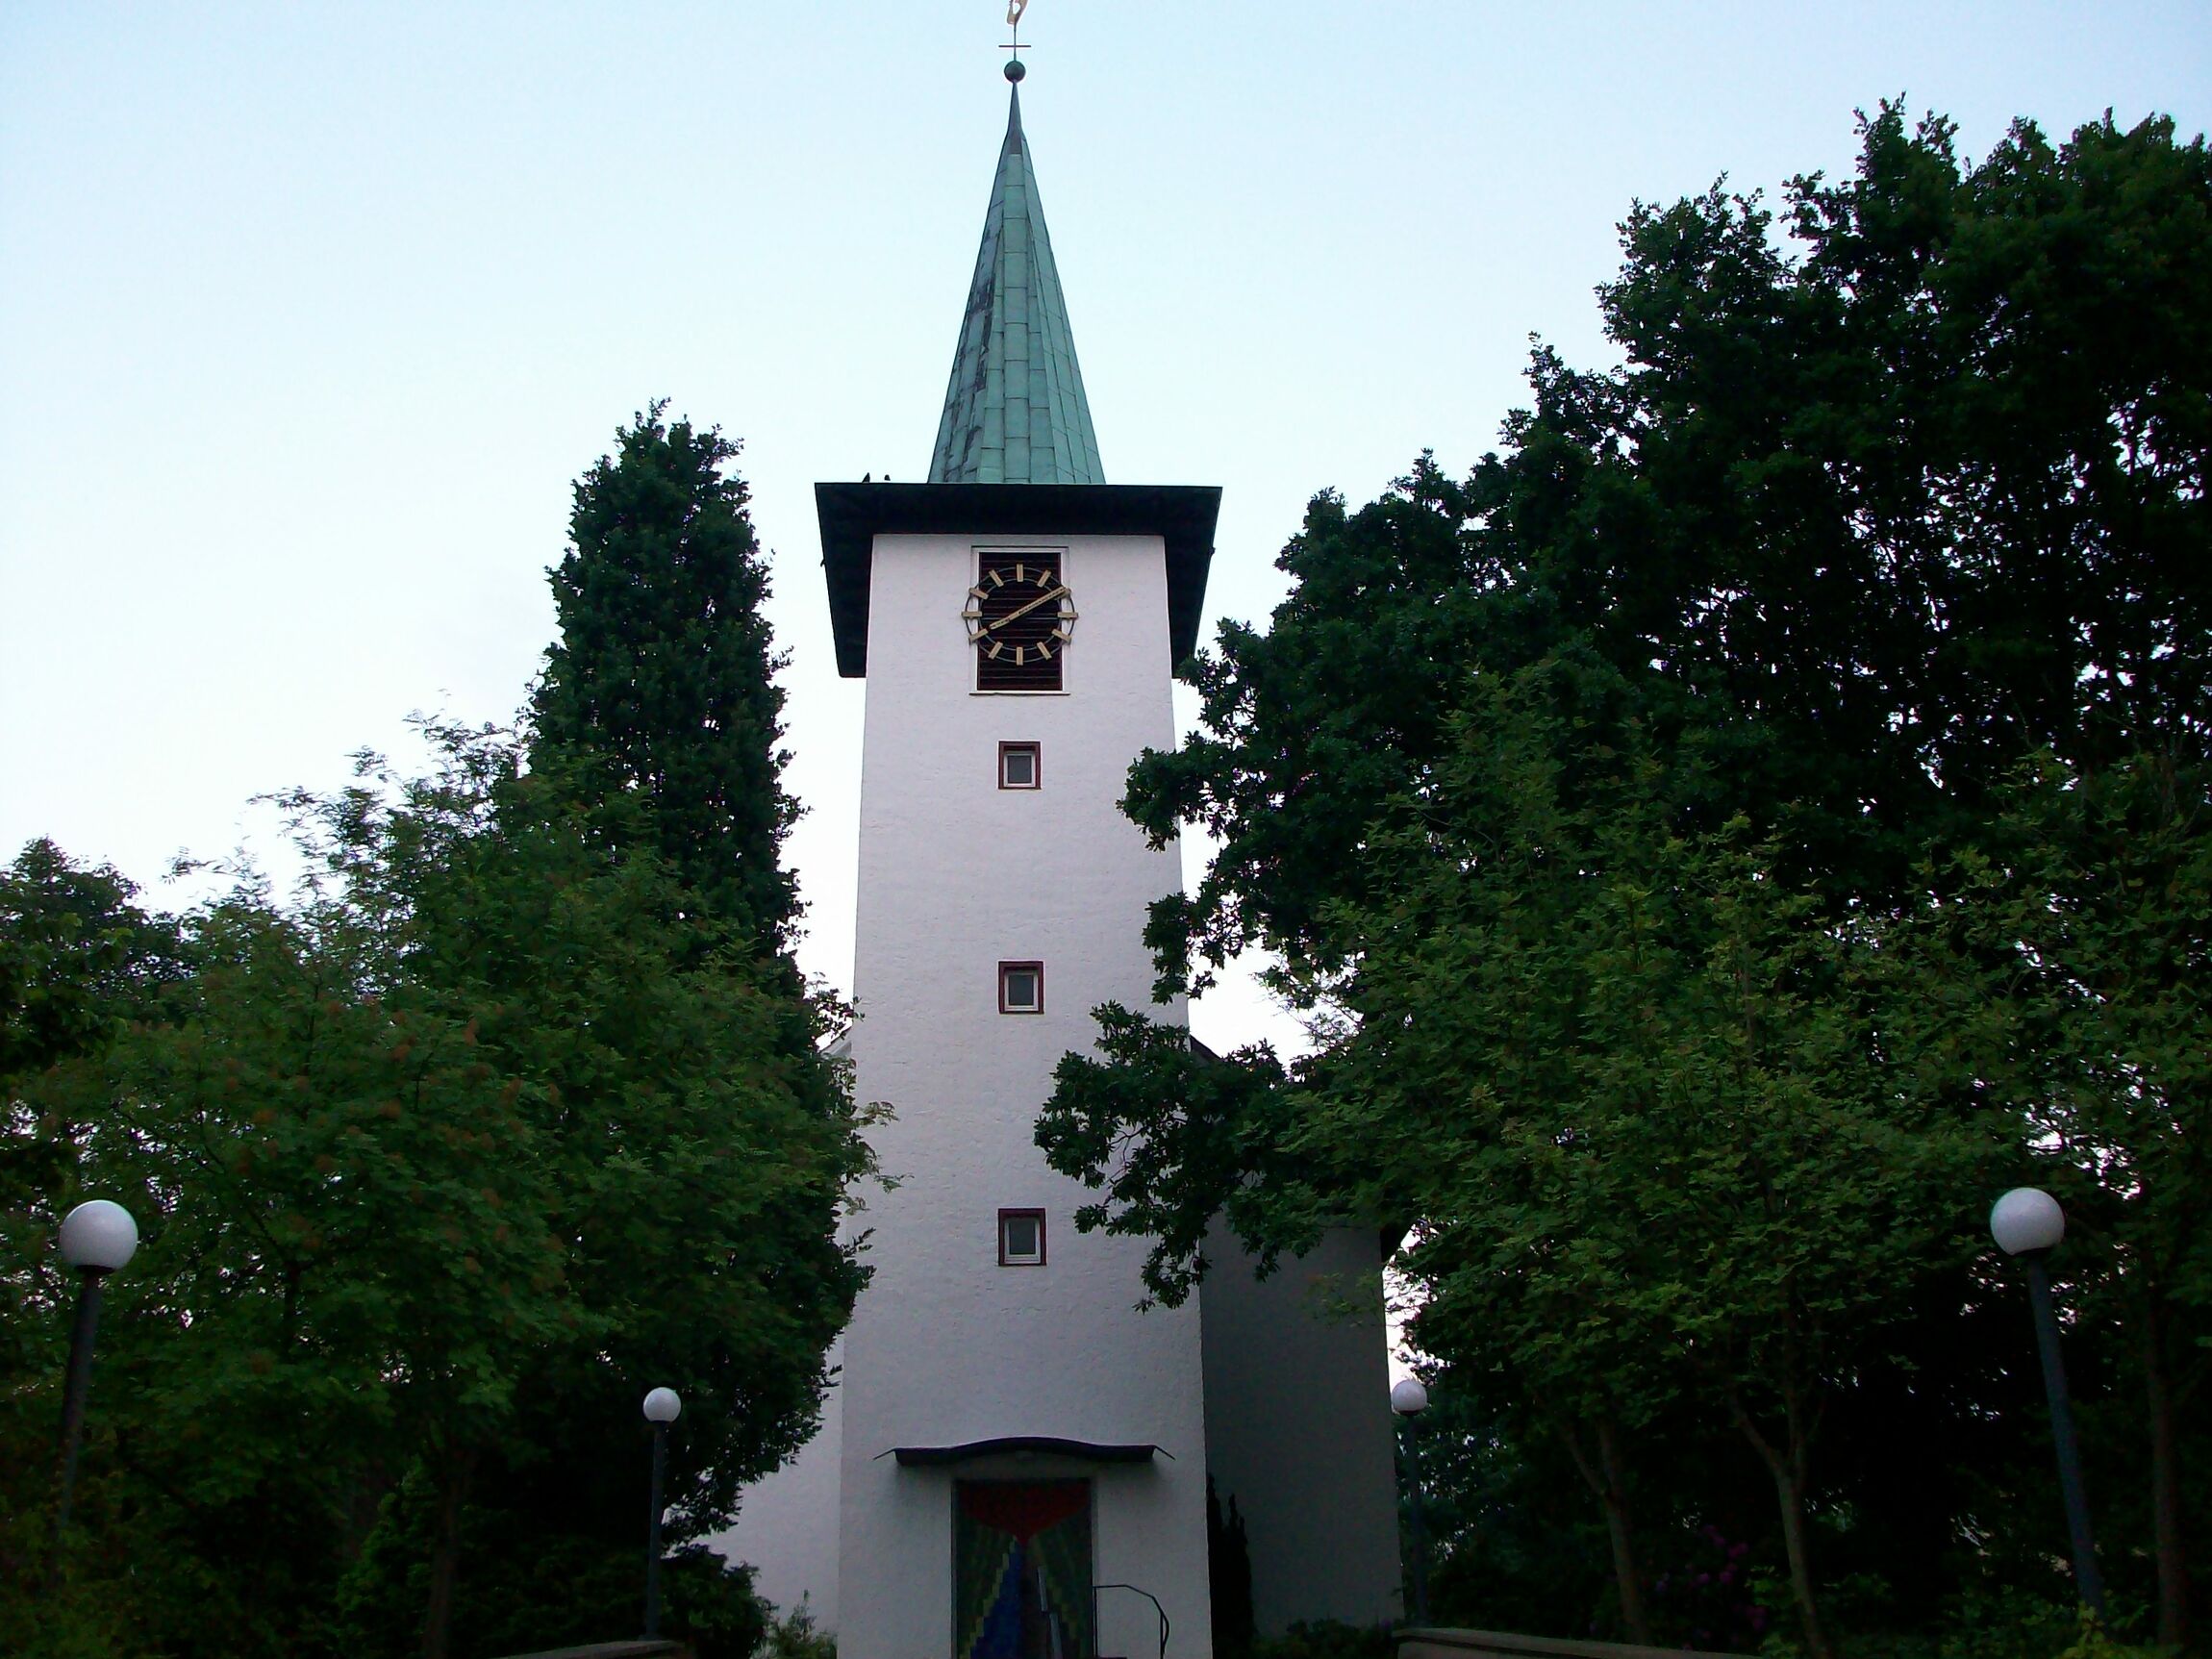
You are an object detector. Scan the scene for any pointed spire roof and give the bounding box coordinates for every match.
[927,86,1104,485]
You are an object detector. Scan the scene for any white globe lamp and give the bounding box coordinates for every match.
[1990,1185,2104,1615]
[1990,1187,2066,1256]
[51,1198,140,1568]
[641,1385,682,1636]
[59,1199,139,1273]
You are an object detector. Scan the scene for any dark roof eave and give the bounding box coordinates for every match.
[889,1436,1167,1467]
[817,481,1220,678]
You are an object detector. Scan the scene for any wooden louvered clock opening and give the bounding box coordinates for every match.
[966,550,1074,691]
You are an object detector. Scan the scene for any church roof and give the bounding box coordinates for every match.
[815,72,1220,679]
[817,480,1220,676]
[926,86,1104,485]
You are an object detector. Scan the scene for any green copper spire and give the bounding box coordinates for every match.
[927,83,1104,485]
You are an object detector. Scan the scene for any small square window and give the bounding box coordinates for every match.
[999,1209,1046,1266]
[999,742,1041,790]
[998,962,1043,1015]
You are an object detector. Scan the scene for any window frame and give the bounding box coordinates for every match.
[997,960,1044,1015]
[997,1208,1047,1267]
[998,741,1042,791]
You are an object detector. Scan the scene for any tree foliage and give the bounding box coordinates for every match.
[533,402,802,956]
[2,730,867,1657]
[1042,106,2212,1653]
[481,405,866,1654]
[1927,752,2212,1651]
[1135,107,2210,1004]
[6,461,867,1659]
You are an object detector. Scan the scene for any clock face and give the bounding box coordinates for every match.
[965,553,1074,691]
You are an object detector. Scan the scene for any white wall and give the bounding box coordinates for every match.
[712,1343,843,1632]
[1201,1229,1402,1634]
[835,528,1213,1659]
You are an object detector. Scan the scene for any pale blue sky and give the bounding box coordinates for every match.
[4,2,2205,1050]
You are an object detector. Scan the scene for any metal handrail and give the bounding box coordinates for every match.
[1093,1581,1169,1659]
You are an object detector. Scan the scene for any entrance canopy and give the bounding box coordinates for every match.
[890,1436,1167,1467]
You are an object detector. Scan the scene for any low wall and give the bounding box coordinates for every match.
[1399,1626,1754,1659]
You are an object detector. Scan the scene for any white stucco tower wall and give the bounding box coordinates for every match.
[1200,1229,1403,1634]
[832,527,1213,1659]
[713,1339,844,1631]
[721,68,1392,1655]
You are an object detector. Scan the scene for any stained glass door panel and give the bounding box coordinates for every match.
[954,1479,1093,1659]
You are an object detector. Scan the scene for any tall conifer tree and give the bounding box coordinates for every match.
[533,402,800,956]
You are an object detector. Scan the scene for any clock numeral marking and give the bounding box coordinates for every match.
[987,641,1005,660]
[1012,562,1027,585]
[988,569,1006,589]
[1036,640,1054,661]
[1013,644,1026,666]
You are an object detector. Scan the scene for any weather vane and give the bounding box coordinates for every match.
[1002,0,1030,82]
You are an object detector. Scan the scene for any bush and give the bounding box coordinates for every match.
[1249,1621,1395,1659]
[758,1596,836,1659]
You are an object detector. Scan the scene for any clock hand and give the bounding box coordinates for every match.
[984,585,1072,632]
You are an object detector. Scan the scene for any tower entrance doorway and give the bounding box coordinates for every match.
[954,1479,1093,1659]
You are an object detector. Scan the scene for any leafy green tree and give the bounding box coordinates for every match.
[299,729,865,1659]
[532,403,800,956]
[0,843,186,1631]
[8,403,856,1655]
[512,406,867,1649]
[1047,105,2211,1650]
[1930,753,2212,1651]
[1053,661,2000,1653]
[1136,107,2210,1007]
[0,841,185,1083]
[0,842,185,1319]
[1,728,868,1659]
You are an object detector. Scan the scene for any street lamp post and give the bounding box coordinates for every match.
[1991,1187,2103,1619]
[641,1387,682,1638]
[1392,1377,1431,1626]
[51,1199,138,1580]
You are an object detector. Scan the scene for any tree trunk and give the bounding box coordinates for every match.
[1560,1416,1652,1646]
[1730,1392,1836,1659]
[420,1441,477,1659]
[1596,1418,1654,1646]
[2143,1295,2193,1652]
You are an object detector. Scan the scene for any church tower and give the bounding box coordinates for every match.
[720,64,1401,1659]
